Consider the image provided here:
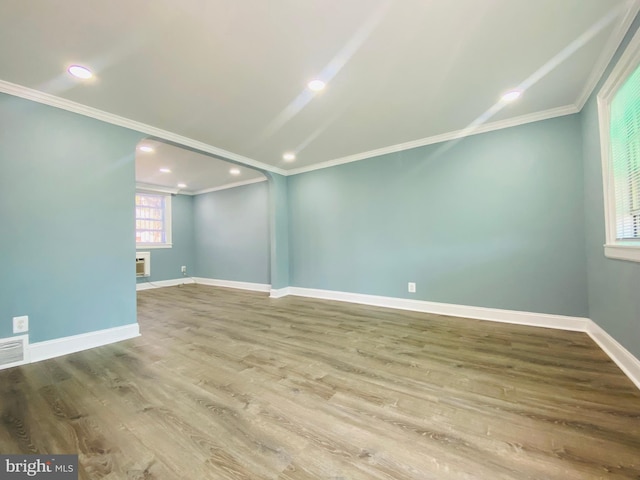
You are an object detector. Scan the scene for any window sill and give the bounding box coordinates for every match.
[604,243,640,263]
[136,244,173,250]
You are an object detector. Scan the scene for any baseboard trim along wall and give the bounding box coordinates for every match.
[30,323,140,363]
[30,282,638,390]
[586,322,640,391]
[192,277,271,293]
[136,278,196,291]
[286,287,590,330]
[269,287,291,299]
[272,286,640,391]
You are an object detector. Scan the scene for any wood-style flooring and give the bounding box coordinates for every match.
[1,284,639,479]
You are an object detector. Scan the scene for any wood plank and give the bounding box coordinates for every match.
[0,284,638,479]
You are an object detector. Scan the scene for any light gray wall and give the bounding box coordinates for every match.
[0,93,145,342]
[7,18,640,358]
[136,194,195,284]
[266,173,291,289]
[288,115,588,317]
[581,16,640,359]
[194,181,270,284]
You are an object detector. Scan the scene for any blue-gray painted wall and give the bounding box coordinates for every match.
[266,174,291,289]
[194,181,270,284]
[136,194,195,285]
[288,115,588,317]
[0,93,144,342]
[5,25,640,361]
[581,16,640,359]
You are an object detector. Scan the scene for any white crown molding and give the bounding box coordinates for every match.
[0,80,582,179]
[586,321,640,390]
[30,323,140,363]
[575,1,640,110]
[598,23,640,100]
[192,277,271,292]
[6,21,636,183]
[136,277,195,290]
[136,182,180,195]
[190,177,268,196]
[0,80,286,176]
[285,104,579,176]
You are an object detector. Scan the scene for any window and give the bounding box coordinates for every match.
[598,28,640,263]
[611,67,640,240]
[135,192,172,248]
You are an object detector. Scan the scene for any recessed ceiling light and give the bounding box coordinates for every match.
[230,168,241,175]
[177,183,187,188]
[308,79,326,92]
[67,64,93,79]
[501,90,522,102]
[283,152,296,161]
[159,168,171,173]
[139,145,154,153]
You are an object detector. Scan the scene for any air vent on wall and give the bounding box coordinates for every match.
[0,335,29,370]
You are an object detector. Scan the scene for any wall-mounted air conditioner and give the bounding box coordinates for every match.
[136,251,151,277]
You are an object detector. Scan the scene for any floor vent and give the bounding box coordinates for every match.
[0,335,29,370]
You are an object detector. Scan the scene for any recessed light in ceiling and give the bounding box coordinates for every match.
[283,152,296,161]
[177,183,187,188]
[139,145,154,153]
[501,90,522,102]
[230,168,241,175]
[159,168,171,173]
[67,64,93,79]
[308,79,326,92]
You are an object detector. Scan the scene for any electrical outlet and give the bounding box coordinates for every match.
[181,266,187,274]
[408,282,416,293]
[13,315,28,333]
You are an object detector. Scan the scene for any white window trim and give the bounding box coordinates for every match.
[135,191,173,249]
[597,27,640,263]
[136,244,173,250]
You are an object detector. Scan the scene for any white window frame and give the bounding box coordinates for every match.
[135,190,173,249]
[598,27,640,263]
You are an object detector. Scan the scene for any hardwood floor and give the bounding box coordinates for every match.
[1,284,639,479]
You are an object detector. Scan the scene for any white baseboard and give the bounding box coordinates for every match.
[269,287,291,299]
[272,286,640,390]
[30,323,140,363]
[20,281,640,391]
[586,321,640,390]
[286,287,590,331]
[136,277,195,290]
[192,277,271,293]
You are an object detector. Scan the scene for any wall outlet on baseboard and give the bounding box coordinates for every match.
[181,266,187,274]
[408,282,416,293]
[13,315,28,333]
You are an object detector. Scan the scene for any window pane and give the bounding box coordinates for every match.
[135,193,168,244]
[610,62,640,240]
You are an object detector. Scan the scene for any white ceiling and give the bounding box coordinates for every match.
[135,140,265,194]
[0,0,638,177]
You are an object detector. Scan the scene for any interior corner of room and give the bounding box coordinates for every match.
[1,2,640,477]
[1,1,639,386]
